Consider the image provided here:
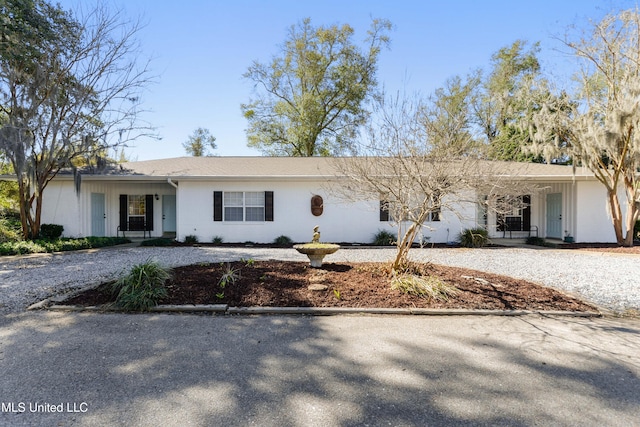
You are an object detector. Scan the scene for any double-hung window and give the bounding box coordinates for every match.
[214,191,273,222]
[223,191,264,221]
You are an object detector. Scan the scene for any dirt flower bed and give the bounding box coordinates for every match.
[64,261,597,312]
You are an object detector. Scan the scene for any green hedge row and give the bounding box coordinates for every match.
[0,237,131,256]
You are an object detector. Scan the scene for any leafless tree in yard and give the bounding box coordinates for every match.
[332,91,534,272]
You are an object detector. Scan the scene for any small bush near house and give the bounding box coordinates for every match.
[458,228,489,248]
[184,235,198,244]
[0,237,130,256]
[525,236,557,248]
[635,220,640,240]
[140,238,175,247]
[0,240,45,255]
[272,235,293,246]
[372,229,395,246]
[111,260,171,311]
[39,224,64,240]
[212,235,224,244]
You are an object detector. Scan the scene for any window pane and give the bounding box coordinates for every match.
[245,207,264,221]
[225,207,243,221]
[128,195,145,216]
[245,191,264,206]
[224,192,243,207]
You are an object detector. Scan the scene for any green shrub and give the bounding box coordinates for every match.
[212,235,224,244]
[525,236,557,248]
[458,227,489,248]
[372,229,395,246]
[140,238,174,247]
[39,224,64,240]
[111,260,171,311]
[184,235,198,244]
[272,235,293,246]
[635,220,640,240]
[85,237,130,248]
[0,240,45,255]
[0,236,130,256]
[0,217,21,243]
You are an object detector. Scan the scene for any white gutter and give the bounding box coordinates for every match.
[167,178,178,188]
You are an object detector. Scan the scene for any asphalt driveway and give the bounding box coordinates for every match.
[1,312,639,426]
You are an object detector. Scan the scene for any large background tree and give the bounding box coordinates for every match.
[425,40,549,162]
[183,127,216,156]
[472,40,547,161]
[527,9,640,247]
[241,17,391,156]
[0,0,153,239]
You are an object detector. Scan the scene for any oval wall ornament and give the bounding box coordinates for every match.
[311,195,324,216]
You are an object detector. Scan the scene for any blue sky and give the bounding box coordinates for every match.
[59,0,633,160]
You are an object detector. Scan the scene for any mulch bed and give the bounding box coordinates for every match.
[63,261,597,312]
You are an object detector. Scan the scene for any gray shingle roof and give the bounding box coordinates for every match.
[119,156,593,179]
[119,156,339,177]
[41,156,594,181]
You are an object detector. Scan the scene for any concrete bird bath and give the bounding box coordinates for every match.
[293,226,340,268]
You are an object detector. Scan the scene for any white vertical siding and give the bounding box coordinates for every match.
[41,176,621,243]
[176,180,475,244]
[42,180,176,237]
[575,180,621,243]
[40,181,82,237]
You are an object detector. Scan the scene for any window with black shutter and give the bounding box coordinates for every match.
[213,191,273,222]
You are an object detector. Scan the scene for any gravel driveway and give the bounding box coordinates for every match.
[1,245,638,314]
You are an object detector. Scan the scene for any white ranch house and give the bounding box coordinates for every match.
[40,156,623,244]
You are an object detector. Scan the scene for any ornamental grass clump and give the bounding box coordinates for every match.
[111,260,172,311]
[390,262,458,301]
[391,273,459,301]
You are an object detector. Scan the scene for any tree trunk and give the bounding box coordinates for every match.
[606,187,639,247]
[17,179,31,240]
[31,188,43,239]
[393,222,419,272]
[622,189,638,248]
[607,189,625,246]
[392,210,431,271]
[18,195,30,240]
[16,177,44,240]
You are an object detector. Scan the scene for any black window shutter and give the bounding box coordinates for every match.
[213,191,223,221]
[265,191,274,222]
[119,195,128,231]
[145,195,154,231]
[523,195,531,231]
[379,200,389,222]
